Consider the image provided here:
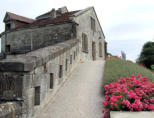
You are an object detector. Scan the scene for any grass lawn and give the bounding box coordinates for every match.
[103,57,154,90]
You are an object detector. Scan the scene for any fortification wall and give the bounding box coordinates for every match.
[0,39,80,118]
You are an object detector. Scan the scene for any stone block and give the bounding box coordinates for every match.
[110,111,154,118]
[24,62,36,72]
[34,66,44,74]
[33,75,42,87]
[23,74,33,89]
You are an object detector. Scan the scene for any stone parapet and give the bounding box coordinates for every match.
[0,39,79,72]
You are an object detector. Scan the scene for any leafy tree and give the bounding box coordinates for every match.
[137,41,154,69]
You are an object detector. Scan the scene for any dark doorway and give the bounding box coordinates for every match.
[92,42,96,60]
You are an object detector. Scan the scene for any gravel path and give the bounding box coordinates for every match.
[36,60,105,118]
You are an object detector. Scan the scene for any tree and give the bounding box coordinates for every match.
[137,41,154,69]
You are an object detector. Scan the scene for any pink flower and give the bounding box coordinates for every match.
[137,74,141,78]
[127,91,138,99]
[149,98,154,103]
[131,75,135,78]
[103,100,108,106]
[122,87,128,93]
[148,104,154,110]
[143,99,149,104]
[105,95,109,100]
[102,74,154,118]
[122,99,130,108]
[131,99,143,111]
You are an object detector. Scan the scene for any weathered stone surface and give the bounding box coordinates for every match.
[22,74,33,89]
[0,102,22,118]
[0,62,24,71]
[0,53,6,60]
[0,73,23,99]
[110,111,154,118]
[1,23,75,53]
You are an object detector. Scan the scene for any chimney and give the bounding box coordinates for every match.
[50,8,56,18]
[58,6,68,14]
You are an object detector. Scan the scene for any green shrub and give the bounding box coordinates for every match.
[151,65,154,70]
[137,41,154,69]
[103,57,154,91]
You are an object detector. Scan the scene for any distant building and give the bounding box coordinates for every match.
[121,50,126,60]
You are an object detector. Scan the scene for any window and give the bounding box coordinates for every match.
[6,23,11,30]
[65,59,68,71]
[105,42,107,59]
[74,51,76,60]
[76,48,78,56]
[50,73,54,89]
[91,17,96,32]
[34,86,40,105]
[59,65,63,78]
[6,45,10,52]
[70,55,72,64]
[82,33,88,52]
[44,63,47,73]
[99,42,103,57]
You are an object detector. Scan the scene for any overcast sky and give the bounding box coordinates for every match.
[0,0,154,61]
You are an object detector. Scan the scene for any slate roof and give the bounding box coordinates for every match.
[6,12,35,23]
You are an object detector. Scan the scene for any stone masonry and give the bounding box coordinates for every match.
[0,6,106,118]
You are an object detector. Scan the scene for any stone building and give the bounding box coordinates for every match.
[0,6,107,118]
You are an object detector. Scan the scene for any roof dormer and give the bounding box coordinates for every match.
[3,12,34,31]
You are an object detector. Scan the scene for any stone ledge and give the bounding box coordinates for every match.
[110,111,154,118]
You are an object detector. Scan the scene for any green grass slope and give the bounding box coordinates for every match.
[103,57,154,88]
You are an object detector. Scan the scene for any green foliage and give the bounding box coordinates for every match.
[103,57,154,90]
[137,41,154,69]
[151,65,154,70]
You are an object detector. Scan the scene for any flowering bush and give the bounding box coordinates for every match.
[102,74,154,118]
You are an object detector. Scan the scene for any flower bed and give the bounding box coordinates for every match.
[102,74,154,118]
